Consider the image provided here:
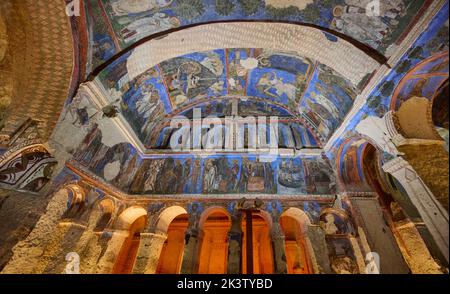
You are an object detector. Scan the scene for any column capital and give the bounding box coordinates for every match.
[140,232,167,240]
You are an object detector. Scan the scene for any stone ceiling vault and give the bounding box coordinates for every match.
[0,0,74,142]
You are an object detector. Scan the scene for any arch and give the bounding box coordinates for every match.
[94,198,115,231]
[155,205,188,235]
[98,198,115,214]
[198,206,230,229]
[257,209,274,231]
[0,143,57,192]
[395,96,443,140]
[93,22,379,84]
[60,184,87,220]
[241,210,274,274]
[156,209,189,274]
[113,206,148,274]
[65,184,86,207]
[335,136,373,192]
[116,206,148,230]
[390,51,449,111]
[197,206,231,274]
[280,207,313,274]
[432,79,449,131]
[281,207,312,236]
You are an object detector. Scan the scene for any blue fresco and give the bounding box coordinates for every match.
[82,0,429,71]
[72,123,335,195]
[328,1,449,164]
[97,48,357,146]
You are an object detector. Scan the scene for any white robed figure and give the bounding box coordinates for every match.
[120,13,180,43]
[111,0,173,16]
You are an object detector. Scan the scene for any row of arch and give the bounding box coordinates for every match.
[112,205,314,274]
[59,184,354,274]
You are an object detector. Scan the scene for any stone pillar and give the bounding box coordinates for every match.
[38,206,103,274]
[305,225,332,274]
[270,220,288,274]
[393,220,443,273]
[304,235,319,274]
[227,211,243,274]
[1,188,68,274]
[383,157,449,263]
[132,232,168,274]
[95,230,129,274]
[42,222,88,273]
[180,214,201,274]
[59,209,104,274]
[349,236,366,273]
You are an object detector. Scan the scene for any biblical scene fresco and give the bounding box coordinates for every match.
[98,48,357,145]
[390,52,448,110]
[84,0,120,71]
[299,63,357,141]
[83,0,429,69]
[319,209,354,235]
[328,2,449,162]
[72,124,335,195]
[174,99,294,118]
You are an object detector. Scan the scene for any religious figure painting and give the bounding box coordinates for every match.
[96,47,363,146]
[276,157,306,194]
[72,127,335,195]
[159,51,227,109]
[299,63,357,142]
[109,0,174,16]
[83,0,429,68]
[319,208,352,235]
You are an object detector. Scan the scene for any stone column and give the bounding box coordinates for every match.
[42,221,88,274]
[305,225,332,274]
[383,157,449,263]
[270,219,288,274]
[393,220,443,273]
[95,230,129,274]
[1,188,68,274]
[180,214,201,274]
[227,211,243,274]
[304,235,319,274]
[61,209,104,274]
[132,232,168,274]
[349,236,367,274]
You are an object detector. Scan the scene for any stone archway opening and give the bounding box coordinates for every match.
[156,207,189,274]
[94,198,114,232]
[113,206,148,274]
[197,207,231,274]
[241,212,274,274]
[280,207,312,274]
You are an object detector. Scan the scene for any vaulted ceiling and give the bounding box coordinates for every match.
[78,0,435,152]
